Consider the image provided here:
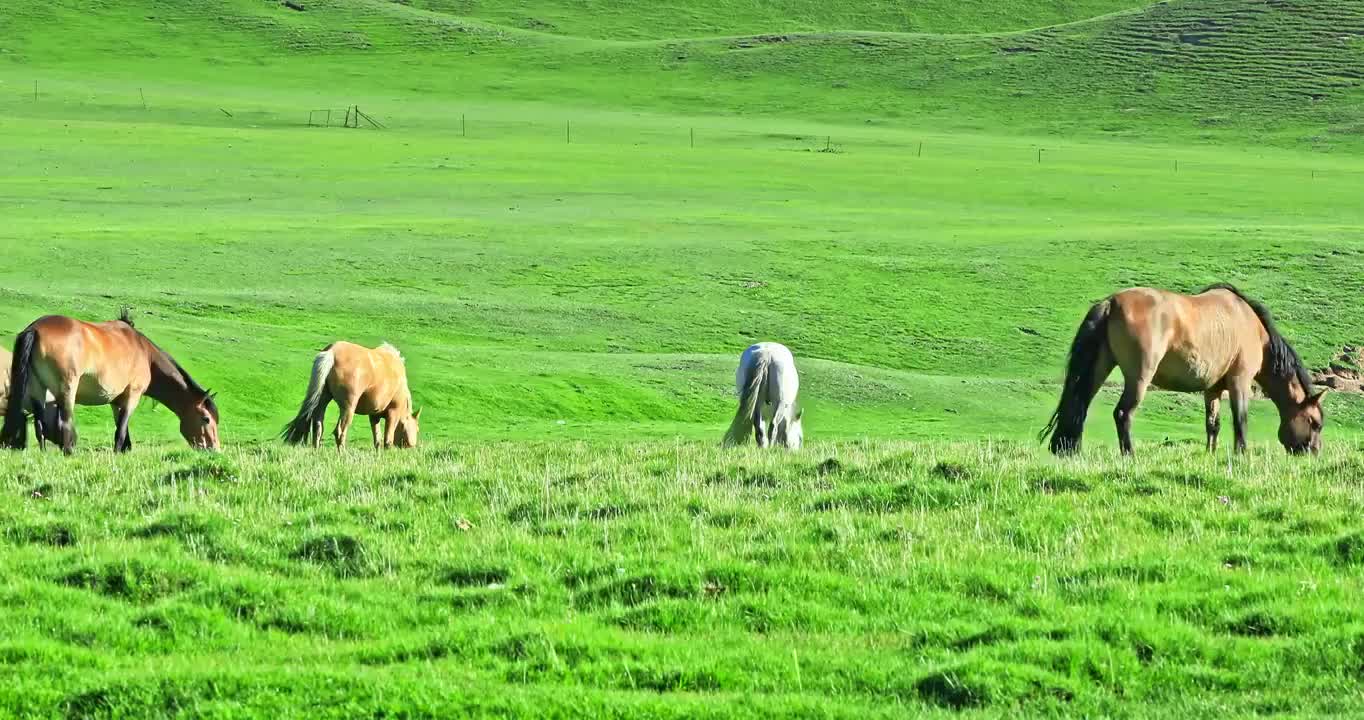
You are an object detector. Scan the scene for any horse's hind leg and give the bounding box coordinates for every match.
[1204,390,1222,453]
[1112,357,1158,457]
[333,396,358,450]
[310,389,332,449]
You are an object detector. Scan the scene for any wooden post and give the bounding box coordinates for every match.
[33,80,38,103]
[140,88,147,110]
[690,127,694,148]
[566,120,571,144]
[917,141,923,158]
[1037,148,1043,164]
[462,113,466,137]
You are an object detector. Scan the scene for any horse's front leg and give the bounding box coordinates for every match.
[112,392,141,453]
[384,411,398,449]
[369,415,383,450]
[54,385,78,456]
[1228,379,1252,454]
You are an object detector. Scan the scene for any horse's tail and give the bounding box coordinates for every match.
[723,352,771,447]
[1,328,37,450]
[1040,299,1112,456]
[281,347,336,444]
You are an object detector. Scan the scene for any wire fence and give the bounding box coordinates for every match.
[10,80,1364,183]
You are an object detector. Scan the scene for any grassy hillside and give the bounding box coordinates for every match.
[3,0,1364,146]
[6,443,1364,718]
[1,109,1362,445]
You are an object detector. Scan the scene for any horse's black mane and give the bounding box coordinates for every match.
[1202,283,1314,392]
[125,314,217,416]
[118,307,135,328]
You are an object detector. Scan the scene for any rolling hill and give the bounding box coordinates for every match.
[4,1,1364,718]
[3,0,1363,147]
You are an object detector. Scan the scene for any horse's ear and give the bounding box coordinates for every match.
[413,407,423,421]
[795,408,804,421]
[1309,388,1328,405]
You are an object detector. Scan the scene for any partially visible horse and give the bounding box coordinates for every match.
[1042,284,1325,456]
[723,342,803,449]
[280,341,421,449]
[1,311,221,454]
[0,348,61,447]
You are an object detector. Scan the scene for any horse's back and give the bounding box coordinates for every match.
[324,341,409,411]
[1108,286,1264,390]
[738,342,798,404]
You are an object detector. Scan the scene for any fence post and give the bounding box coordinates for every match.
[462,113,466,137]
[690,127,694,148]
[1037,148,1043,164]
[140,88,147,110]
[917,141,923,158]
[33,80,38,103]
[566,120,571,145]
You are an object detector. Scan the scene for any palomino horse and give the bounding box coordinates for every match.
[1042,284,1325,456]
[0,348,61,447]
[1,312,221,454]
[723,342,803,449]
[280,341,421,449]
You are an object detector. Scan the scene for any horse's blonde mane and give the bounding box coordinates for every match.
[377,342,405,364]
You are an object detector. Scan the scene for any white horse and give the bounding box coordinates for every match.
[723,342,803,449]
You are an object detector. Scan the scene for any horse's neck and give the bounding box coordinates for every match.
[1257,363,1306,414]
[146,352,199,417]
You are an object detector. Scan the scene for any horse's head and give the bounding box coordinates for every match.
[783,408,804,450]
[394,407,422,449]
[1278,389,1326,455]
[181,391,221,451]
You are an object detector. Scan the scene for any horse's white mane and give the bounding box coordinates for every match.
[378,342,405,364]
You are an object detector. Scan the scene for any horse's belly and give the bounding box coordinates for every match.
[1152,354,1217,393]
[75,375,119,405]
[354,392,390,416]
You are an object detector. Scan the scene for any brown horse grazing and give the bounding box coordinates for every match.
[1042,284,1325,456]
[0,312,221,454]
[0,348,61,447]
[280,341,421,449]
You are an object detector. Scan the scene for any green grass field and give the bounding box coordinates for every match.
[3,0,1364,716]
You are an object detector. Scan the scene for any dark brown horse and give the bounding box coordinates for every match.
[0,311,220,454]
[1042,284,1325,456]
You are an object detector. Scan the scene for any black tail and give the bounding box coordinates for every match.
[1,329,37,449]
[1040,299,1112,456]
